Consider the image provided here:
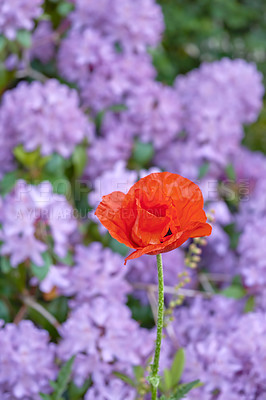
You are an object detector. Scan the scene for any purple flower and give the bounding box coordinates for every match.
[51,243,154,391]
[0,180,77,267]
[0,79,94,158]
[238,218,266,293]
[85,115,134,179]
[85,376,136,400]
[125,81,183,149]
[178,310,266,400]
[0,0,43,40]
[80,52,156,112]
[88,161,138,208]
[30,21,55,63]
[173,59,264,169]
[0,320,57,399]
[69,0,164,53]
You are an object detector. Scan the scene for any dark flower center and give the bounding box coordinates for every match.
[164,228,172,237]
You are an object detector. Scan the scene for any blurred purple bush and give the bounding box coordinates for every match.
[0,0,266,399]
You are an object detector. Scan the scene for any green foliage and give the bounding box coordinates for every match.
[168,380,202,399]
[0,257,12,274]
[244,102,266,154]
[220,275,246,299]
[45,297,69,323]
[16,30,32,48]
[14,145,50,169]
[155,0,266,83]
[223,223,241,250]
[198,162,210,179]
[245,296,256,313]
[72,144,88,177]
[225,163,236,181]
[40,356,75,400]
[127,295,155,329]
[131,140,155,168]
[30,252,53,281]
[159,348,185,395]
[109,237,129,256]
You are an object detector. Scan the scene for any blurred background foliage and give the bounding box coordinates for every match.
[153,0,266,153]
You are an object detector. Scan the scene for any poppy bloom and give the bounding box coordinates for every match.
[95,172,212,264]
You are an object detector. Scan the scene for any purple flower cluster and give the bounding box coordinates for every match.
[125,81,183,149]
[127,249,196,304]
[0,180,77,267]
[1,0,266,398]
[42,243,154,396]
[0,320,57,399]
[30,21,55,63]
[69,0,164,53]
[0,80,94,164]
[168,299,266,400]
[156,59,264,179]
[0,0,43,40]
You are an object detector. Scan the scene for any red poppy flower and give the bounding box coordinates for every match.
[95,172,212,264]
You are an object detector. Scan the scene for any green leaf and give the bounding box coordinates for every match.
[54,251,73,266]
[52,356,75,400]
[220,284,246,299]
[39,394,51,400]
[0,170,18,195]
[132,140,154,167]
[170,348,185,387]
[30,252,52,281]
[16,30,32,48]
[163,369,172,392]
[0,35,6,52]
[113,371,136,387]
[68,380,91,400]
[44,154,66,177]
[225,163,236,181]
[108,104,128,112]
[171,380,202,399]
[109,237,129,256]
[0,257,12,274]
[0,300,11,322]
[57,1,74,16]
[13,145,50,168]
[245,296,255,313]
[198,162,209,179]
[160,349,185,393]
[133,365,144,381]
[72,144,87,177]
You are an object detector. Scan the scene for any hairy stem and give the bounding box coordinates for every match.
[150,253,164,400]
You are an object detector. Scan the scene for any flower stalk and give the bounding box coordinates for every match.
[149,253,164,400]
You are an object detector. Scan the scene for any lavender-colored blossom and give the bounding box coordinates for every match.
[69,0,164,52]
[55,243,154,389]
[127,249,196,304]
[177,309,266,400]
[0,180,77,267]
[58,28,156,113]
[85,113,134,178]
[58,28,114,84]
[174,59,264,168]
[0,320,57,399]
[30,21,55,63]
[88,161,138,208]
[0,0,43,40]
[0,79,94,158]
[238,218,266,293]
[80,52,156,112]
[125,81,183,149]
[85,376,136,400]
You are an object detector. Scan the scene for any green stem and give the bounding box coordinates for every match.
[150,253,164,400]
